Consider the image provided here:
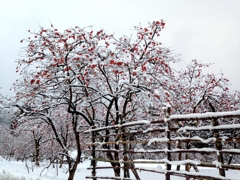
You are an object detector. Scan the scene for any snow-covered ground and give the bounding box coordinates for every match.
[0,156,239,180]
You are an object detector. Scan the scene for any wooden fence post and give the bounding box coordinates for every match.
[208,102,225,177]
[212,117,225,177]
[165,106,171,180]
[91,126,97,180]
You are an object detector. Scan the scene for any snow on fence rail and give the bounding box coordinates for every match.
[170,110,240,121]
[84,107,240,180]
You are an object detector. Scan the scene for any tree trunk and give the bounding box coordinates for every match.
[32,131,41,166]
[59,154,64,168]
[67,161,80,180]
[34,137,40,166]
[129,159,141,180]
[96,131,121,177]
[123,155,130,178]
[67,114,82,180]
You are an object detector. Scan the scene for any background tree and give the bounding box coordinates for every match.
[0,124,15,159]
[12,118,53,166]
[165,60,240,173]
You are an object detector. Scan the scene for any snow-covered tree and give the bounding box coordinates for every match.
[12,20,240,179]
[0,124,15,159]
[13,20,177,179]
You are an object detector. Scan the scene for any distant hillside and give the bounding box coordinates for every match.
[0,109,11,125]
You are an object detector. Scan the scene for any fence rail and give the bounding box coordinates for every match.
[84,108,240,179]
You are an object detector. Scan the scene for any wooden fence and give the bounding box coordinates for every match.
[84,108,240,180]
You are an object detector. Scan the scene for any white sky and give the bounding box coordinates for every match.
[0,0,240,96]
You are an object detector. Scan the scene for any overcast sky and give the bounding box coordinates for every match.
[0,0,240,96]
